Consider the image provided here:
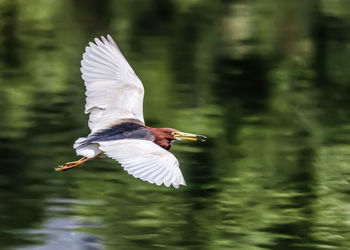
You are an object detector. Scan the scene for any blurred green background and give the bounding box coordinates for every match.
[1,0,350,249]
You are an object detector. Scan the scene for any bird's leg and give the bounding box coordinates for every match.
[55,153,102,172]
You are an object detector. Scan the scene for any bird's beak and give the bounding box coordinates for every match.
[172,131,207,141]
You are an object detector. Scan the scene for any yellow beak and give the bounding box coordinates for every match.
[172,131,206,141]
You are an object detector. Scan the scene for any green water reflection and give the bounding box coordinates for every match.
[1,0,350,249]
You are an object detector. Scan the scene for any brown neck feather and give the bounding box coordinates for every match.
[145,127,176,150]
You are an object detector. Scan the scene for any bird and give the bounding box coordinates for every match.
[55,35,206,188]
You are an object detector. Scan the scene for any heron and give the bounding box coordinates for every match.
[55,35,206,188]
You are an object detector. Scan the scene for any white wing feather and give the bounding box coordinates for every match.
[97,139,186,188]
[81,35,145,133]
[77,35,186,188]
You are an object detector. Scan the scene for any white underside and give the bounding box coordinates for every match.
[73,138,186,188]
[73,137,101,158]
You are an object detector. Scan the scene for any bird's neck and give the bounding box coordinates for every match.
[146,127,173,150]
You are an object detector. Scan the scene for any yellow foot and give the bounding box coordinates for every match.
[56,154,102,172]
[55,159,86,172]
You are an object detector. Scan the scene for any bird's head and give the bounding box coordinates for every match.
[147,127,206,150]
[153,128,206,142]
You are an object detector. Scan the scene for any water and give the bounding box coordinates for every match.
[1,0,350,249]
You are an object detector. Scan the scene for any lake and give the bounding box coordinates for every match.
[1,1,350,249]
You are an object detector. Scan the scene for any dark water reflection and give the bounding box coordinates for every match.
[1,0,350,249]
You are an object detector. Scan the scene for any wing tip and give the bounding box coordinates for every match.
[156,181,186,189]
[107,34,115,43]
[101,36,107,44]
[84,34,116,50]
[172,180,186,189]
[126,167,186,189]
[93,34,115,47]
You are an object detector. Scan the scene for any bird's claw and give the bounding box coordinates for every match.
[55,166,64,171]
[55,161,80,172]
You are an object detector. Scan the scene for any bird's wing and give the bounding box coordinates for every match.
[97,139,186,188]
[81,35,145,133]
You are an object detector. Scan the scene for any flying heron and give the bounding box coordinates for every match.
[56,35,206,188]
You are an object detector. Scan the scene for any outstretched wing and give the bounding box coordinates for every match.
[81,35,145,133]
[97,139,186,188]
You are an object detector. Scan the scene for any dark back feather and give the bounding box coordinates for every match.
[76,122,154,149]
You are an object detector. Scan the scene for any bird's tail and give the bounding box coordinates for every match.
[73,137,101,158]
[74,137,90,149]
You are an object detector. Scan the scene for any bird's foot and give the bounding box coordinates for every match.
[55,157,87,172]
[55,153,103,172]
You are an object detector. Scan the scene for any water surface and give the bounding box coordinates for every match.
[1,1,350,249]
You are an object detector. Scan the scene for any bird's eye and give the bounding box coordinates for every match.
[172,131,180,137]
